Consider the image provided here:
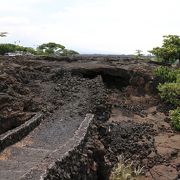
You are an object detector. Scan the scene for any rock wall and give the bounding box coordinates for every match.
[0,113,42,152]
[42,104,111,180]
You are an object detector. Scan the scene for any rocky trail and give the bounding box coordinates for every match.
[0,55,179,180]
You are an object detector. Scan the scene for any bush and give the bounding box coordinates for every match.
[149,35,180,64]
[110,155,143,180]
[154,66,180,83]
[155,66,180,107]
[0,43,37,55]
[0,44,17,55]
[170,107,180,130]
[22,47,37,55]
[177,74,180,83]
[157,83,180,106]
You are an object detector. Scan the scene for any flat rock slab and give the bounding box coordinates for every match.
[144,165,178,180]
[155,134,180,151]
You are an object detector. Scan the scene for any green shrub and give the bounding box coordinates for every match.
[170,107,180,130]
[0,43,37,55]
[149,35,180,64]
[177,74,180,83]
[157,82,180,106]
[23,47,37,55]
[0,44,17,55]
[154,66,180,83]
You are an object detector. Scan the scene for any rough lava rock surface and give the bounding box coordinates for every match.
[0,55,179,180]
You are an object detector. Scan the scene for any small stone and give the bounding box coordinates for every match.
[148,151,156,158]
[171,149,178,157]
[87,150,93,157]
[54,87,60,91]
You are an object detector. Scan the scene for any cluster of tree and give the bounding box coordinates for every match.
[0,42,79,56]
[0,33,79,56]
[149,35,180,64]
[0,44,36,55]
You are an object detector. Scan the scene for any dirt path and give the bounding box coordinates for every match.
[0,83,87,180]
[0,57,105,179]
[0,107,86,180]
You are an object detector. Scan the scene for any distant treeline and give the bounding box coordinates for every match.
[0,42,79,56]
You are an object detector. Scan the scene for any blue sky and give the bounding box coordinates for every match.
[0,0,180,54]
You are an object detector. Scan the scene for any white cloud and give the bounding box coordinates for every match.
[0,0,180,54]
[0,16,30,26]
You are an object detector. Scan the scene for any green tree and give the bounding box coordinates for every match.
[149,35,180,64]
[0,32,7,37]
[59,49,79,56]
[37,42,79,56]
[21,47,37,55]
[0,43,37,55]
[37,42,65,55]
[134,49,143,59]
[0,44,17,55]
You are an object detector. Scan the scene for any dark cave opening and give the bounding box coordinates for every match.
[101,74,129,90]
[82,72,130,90]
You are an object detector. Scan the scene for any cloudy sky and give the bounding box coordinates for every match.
[0,0,179,54]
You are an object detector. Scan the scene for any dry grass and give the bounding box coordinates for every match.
[110,155,144,180]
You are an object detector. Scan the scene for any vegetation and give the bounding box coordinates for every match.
[60,49,79,56]
[37,42,65,55]
[0,43,37,55]
[0,32,79,56]
[134,49,144,59]
[0,32,7,37]
[37,42,79,56]
[158,82,180,106]
[149,35,180,64]
[154,66,180,83]
[155,66,180,107]
[110,156,143,180]
[0,41,79,56]
[154,66,180,130]
[152,35,180,130]
[170,107,180,131]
